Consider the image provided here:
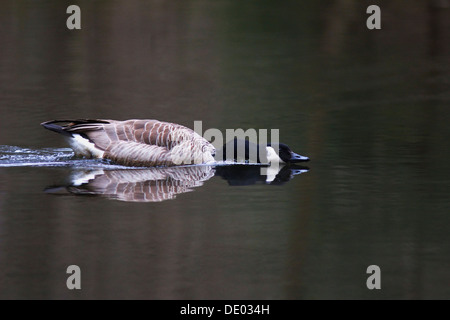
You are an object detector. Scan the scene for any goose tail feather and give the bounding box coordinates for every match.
[41,119,110,137]
[41,120,74,137]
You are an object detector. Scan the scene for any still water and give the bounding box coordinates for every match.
[0,1,449,299]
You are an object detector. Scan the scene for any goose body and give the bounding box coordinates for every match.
[41,119,216,167]
[47,166,215,202]
[45,164,308,202]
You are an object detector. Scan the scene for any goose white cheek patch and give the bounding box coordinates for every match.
[265,146,284,164]
[71,169,105,186]
[265,165,279,183]
[260,146,283,177]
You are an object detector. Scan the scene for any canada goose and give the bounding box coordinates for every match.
[45,166,215,202]
[41,119,309,167]
[44,164,307,202]
[216,138,309,164]
[41,119,216,167]
[214,164,309,186]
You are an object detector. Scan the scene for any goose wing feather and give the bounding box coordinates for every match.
[42,119,215,166]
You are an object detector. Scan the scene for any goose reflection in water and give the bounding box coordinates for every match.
[45,164,309,202]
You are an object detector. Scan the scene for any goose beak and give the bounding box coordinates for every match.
[291,168,309,175]
[289,152,310,163]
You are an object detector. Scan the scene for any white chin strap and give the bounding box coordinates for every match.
[265,146,285,164]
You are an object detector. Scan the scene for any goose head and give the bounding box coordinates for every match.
[266,143,309,164]
[218,138,309,164]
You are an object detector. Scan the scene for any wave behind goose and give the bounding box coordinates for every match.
[0,145,126,169]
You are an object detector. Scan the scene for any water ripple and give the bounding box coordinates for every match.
[0,145,124,168]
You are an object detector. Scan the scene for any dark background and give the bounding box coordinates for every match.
[0,0,449,299]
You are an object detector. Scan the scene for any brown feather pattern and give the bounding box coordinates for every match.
[41,119,215,167]
[65,166,215,202]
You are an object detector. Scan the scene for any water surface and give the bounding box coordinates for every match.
[0,0,449,299]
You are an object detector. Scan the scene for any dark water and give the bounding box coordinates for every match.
[0,0,449,299]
